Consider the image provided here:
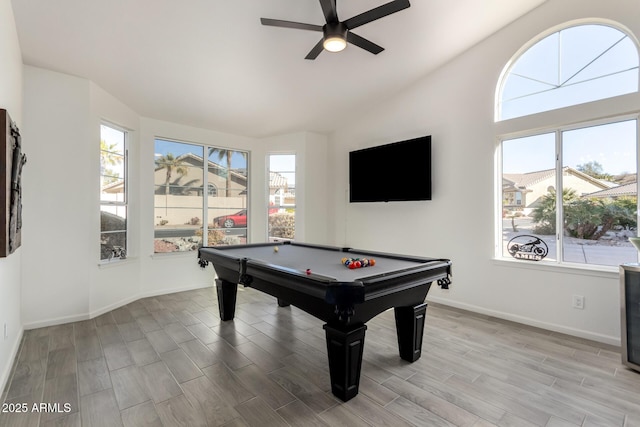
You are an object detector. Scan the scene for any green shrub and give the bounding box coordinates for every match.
[532,188,637,239]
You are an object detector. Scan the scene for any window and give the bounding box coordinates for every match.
[154,139,249,253]
[497,22,640,269]
[100,124,127,261]
[498,24,639,120]
[501,122,638,267]
[268,154,296,241]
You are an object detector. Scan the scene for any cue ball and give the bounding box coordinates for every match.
[273,246,279,253]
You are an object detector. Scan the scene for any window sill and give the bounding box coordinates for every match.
[150,251,198,260]
[492,257,620,279]
[98,257,137,269]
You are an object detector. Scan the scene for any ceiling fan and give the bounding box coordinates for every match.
[260,0,411,60]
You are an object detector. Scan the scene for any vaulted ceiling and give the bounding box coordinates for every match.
[11,0,546,137]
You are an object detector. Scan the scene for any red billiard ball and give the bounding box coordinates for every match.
[348,263,357,269]
[306,269,311,275]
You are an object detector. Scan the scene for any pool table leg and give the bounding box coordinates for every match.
[277,298,290,307]
[215,279,237,321]
[394,302,427,362]
[323,323,367,402]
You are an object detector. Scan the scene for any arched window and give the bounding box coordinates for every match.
[208,183,218,196]
[497,23,639,120]
[496,22,640,269]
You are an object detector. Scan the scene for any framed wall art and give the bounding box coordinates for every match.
[1,109,27,257]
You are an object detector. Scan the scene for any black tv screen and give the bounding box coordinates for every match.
[349,136,432,202]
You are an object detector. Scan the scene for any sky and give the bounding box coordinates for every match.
[269,154,296,186]
[503,119,637,176]
[100,124,125,152]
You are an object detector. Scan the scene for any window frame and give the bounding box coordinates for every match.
[495,20,640,122]
[494,20,640,273]
[153,137,250,253]
[267,152,296,242]
[497,115,640,268]
[99,122,128,263]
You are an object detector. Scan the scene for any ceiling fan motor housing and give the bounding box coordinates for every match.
[323,22,348,52]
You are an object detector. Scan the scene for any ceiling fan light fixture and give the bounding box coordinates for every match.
[323,36,347,52]
[323,22,348,53]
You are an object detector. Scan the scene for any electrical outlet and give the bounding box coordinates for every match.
[572,295,585,310]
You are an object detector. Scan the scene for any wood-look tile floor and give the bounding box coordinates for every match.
[2,286,639,426]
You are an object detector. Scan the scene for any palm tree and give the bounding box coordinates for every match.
[155,153,188,195]
[208,148,247,197]
[532,188,578,235]
[100,139,123,184]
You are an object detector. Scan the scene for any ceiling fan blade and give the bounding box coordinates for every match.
[343,0,410,30]
[260,18,323,32]
[319,0,338,23]
[305,39,325,60]
[347,32,384,55]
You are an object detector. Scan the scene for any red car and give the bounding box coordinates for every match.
[214,210,247,228]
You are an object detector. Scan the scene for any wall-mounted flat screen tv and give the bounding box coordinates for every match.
[349,135,431,202]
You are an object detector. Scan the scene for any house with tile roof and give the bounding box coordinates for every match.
[269,171,295,206]
[585,182,638,199]
[503,166,614,214]
[153,153,247,197]
[151,153,248,226]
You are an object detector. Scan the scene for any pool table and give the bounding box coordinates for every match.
[198,241,452,401]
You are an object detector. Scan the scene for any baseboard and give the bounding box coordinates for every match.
[88,283,212,319]
[22,282,213,331]
[89,293,145,319]
[427,296,621,347]
[1,326,24,400]
[23,313,90,330]
[137,283,212,300]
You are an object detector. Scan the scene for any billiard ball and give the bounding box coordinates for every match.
[274,246,279,253]
[306,269,311,275]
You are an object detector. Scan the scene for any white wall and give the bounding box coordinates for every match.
[328,0,640,345]
[20,73,264,324]
[21,69,145,325]
[22,67,93,327]
[0,0,23,395]
[301,132,330,244]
